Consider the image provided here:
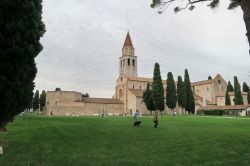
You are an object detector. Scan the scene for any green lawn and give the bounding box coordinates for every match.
[0,115,250,166]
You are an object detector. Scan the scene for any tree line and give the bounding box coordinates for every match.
[144,63,250,115]
[225,77,250,105]
[143,63,195,115]
[26,90,46,112]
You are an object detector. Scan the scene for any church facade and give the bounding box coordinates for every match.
[45,33,248,116]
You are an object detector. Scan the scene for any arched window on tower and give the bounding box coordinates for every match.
[133,85,134,89]
[123,59,125,66]
[128,59,130,66]
[132,59,135,66]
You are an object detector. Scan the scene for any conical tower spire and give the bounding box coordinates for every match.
[119,32,137,77]
[123,32,134,48]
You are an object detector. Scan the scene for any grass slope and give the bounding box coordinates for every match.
[0,115,250,166]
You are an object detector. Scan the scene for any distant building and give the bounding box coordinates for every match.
[45,32,248,116]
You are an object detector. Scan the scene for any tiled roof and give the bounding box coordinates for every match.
[127,76,153,82]
[127,76,168,84]
[83,98,123,104]
[199,105,249,111]
[123,32,133,47]
[192,79,213,86]
[129,89,144,97]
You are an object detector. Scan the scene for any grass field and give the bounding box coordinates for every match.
[0,115,250,166]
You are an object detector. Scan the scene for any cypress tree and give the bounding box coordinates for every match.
[234,76,243,105]
[235,87,244,105]
[190,91,195,114]
[208,75,212,80]
[33,90,40,111]
[166,72,177,111]
[143,83,155,113]
[0,0,45,128]
[152,63,165,112]
[39,90,46,111]
[227,81,234,92]
[225,91,231,105]
[26,91,34,111]
[184,69,195,114]
[234,76,239,95]
[242,82,250,92]
[182,81,186,109]
[177,76,185,109]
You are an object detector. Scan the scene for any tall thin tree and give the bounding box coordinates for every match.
[184,69,195,114]
[33,90,40,111]
[177,76,185,113]
[166,72,177,112]
[225,91,231,105]
[39,90,46,111]
[248,91,250,105]
[152,63,165,114]
[234,76,243,105]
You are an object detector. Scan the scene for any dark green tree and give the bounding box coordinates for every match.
[166,72,177,111]
[143,83,155,113]
[227,81,234,92]
[242,82,249,92]
[151,0,250,54]
[152,63,165,113]
[225,91,231,105]
[184,69,195,114]
[82,93,90,98]
[177,76,185,110]
[55,88,61,91]
[26,92,34,111]
[190,92,195,114]
[234,76,243,105]
[208,75,212,80]
[0,0,45,128]
[39,90,46,111]
[248,91,250,104]
[33,90,40,111]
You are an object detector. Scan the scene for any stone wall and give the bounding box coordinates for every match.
[193,84,214,103]
[217,96,226,106]
[45,91,124,116]
[46,102,123,116]
[135,97,148,115]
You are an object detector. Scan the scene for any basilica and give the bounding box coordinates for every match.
[45,33,249,116]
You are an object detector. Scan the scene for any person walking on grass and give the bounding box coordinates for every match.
[134,110,139,122]
[133,110,141,127]
[153,111,158,128]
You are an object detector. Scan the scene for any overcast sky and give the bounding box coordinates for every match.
[35,0,250,97]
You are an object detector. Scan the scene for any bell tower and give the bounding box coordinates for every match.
[119,32,137,77]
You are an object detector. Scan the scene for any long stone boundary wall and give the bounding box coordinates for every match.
[45,91,124,116]
[46,103,124,116]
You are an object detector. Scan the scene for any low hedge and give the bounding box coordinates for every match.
[197,110,241,116]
